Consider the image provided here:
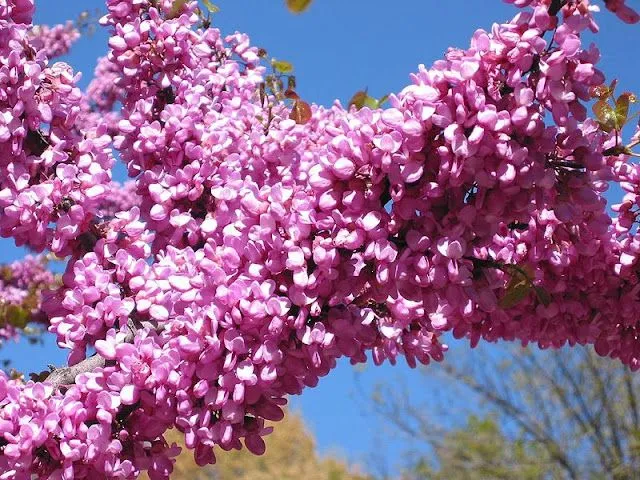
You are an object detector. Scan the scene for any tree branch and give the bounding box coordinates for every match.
[443,364,580,480]
[623,369,640,433]
[549,350,613,472]
[43,318,151,390]
[583,350,626,468]
[44,354,107,389]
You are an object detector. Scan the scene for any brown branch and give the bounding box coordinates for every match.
[513,348,614,474]
[548,0,568,16]
[511,353,560,436]
[549,350,613,471]
[44,354,107,389]
[584,351,626,468]
[44,318,154,390]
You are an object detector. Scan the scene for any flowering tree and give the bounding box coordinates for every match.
[0,0,639,478]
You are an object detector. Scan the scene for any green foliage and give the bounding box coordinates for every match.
[409,415,551,480]
[1,304,29,329]
[532,285,551,306]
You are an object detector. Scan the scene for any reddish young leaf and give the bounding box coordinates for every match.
[590,84,611,99]
[284,89,299,100]
[589,79,618,100]
[290,100,312,124]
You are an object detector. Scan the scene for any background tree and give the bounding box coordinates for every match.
[401,415,554,480]
[370,344,640,480]
[142,410,371,480]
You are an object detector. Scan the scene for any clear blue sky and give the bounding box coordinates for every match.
[2,0,639,475]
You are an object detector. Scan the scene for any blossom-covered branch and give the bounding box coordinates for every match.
[0,0,639,478]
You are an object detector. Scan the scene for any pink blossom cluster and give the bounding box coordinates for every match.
[505,0,639,24]
[78,56,124,135]
[97,181,140,218]
[0,324,17,345]
[28,22,80,60]
[0,0,33,25]
[0,0,638,478]
[0,4,115,255]
[0,255,55,344]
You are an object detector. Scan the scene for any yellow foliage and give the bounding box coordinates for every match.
[142,411,371,480]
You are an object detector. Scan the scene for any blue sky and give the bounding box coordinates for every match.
[2,0,639,475]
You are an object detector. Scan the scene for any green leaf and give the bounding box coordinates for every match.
[348,90,388,110]
[533,286,552,306]
[348,90,368,110]
[286,0,313,13]
[287,75,297,91]
[593,100,617,133]
[271,59,294,75]
[201,0,220,13]
[500,281,531,309]
[499,267,532,309]
[603,145,634,157]
[615,93,636,130]
[363,95,380,109]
